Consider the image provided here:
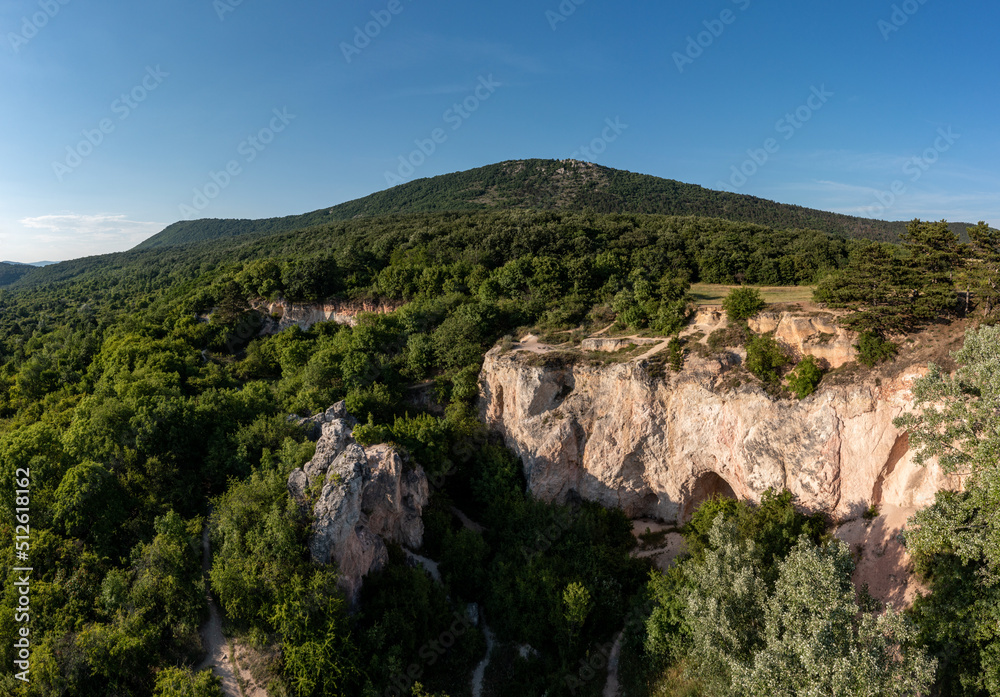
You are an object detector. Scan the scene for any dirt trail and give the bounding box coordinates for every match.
[603,631,623,697]
[198,524,268,697]
[471,610,496,697]
[405,549,443,583]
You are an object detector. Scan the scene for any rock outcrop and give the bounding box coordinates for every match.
[478,347,959,526]
[288,402,429,603]
[684,308,858,368]
[255,298,403,333]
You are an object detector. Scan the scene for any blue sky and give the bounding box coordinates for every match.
[1,0,998,262]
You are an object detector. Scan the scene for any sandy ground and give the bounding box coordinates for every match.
[405,549,443,583]
[198,525,268,697]
[834,505,927,609]
[603,631,624,697]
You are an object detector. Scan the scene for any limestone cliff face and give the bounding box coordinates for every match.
[687,308,858,369]
[478,348,958,525]
[288,403,429,604]
[255,298,403,332]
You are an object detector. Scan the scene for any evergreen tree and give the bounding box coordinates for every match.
[813,242,914,334]
[966,221,1000,317]
[900,219,960,320]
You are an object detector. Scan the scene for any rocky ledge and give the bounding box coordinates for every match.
[288,402,429,604]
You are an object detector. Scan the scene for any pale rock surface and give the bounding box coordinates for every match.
[684,308,858,368]
[478,347,959,526]
[254,298,403,332]
[287,402,429,604]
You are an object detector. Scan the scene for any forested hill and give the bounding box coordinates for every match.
[134,159,972,250]
[0,262,35,287]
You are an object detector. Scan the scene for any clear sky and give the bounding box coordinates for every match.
[1,0,998,262]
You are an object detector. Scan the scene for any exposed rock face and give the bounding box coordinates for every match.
[254,298,403,332]
[478,348,959,525]
[288,402,429,604]
[685,308,858,368]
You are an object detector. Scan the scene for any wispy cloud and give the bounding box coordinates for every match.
[19,214,164,245]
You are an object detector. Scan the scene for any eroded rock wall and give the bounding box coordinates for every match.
[478,348,958,525]
[288,402,429,604]
[254,298,403,332]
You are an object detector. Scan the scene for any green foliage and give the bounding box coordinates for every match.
[666,337,685,372]
[965,221,1000,317]
[152,667,223,697]
[855,331,898,367]
[562,582,594,639]
[786,355,823,398]
[659,514,934,696]
[132,160,951,252]
[744,333,789,384]
[722,287,766,322]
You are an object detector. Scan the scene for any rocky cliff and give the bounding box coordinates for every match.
[478,342,959,526]
[288,402,429,603]
[255,297,403,332]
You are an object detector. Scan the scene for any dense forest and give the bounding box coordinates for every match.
[133,160,971,250]
[1,206,999,695]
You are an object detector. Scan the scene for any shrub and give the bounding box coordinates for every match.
[667,337,685,371]
[787,355,823,399]
[855,331,898,367]
[723,287,766,322]
[745,333,789,384]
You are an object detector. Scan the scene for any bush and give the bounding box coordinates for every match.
[787,355,823,399]
[744,333,789,384]
[855,331,897,367]
[667,337,685,371]
[723,287,766,322]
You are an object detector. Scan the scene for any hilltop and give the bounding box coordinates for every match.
[134,159,972,250]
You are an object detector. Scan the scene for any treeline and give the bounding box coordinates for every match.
[136,159,966,249]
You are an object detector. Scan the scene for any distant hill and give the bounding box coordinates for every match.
[134,160,976,251]
[0,262,36,287]
[1,260,57,267]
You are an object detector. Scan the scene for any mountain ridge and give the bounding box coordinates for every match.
[134,159,975,250]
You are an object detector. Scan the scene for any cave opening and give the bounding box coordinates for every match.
[681,471,737,523]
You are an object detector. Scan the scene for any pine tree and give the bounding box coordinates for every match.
[900,219,960,321]
[813,242,913,334]
[966,221,1000,317]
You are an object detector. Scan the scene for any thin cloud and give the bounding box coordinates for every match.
[19,214,164,245]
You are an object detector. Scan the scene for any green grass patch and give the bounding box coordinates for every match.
[690,284,816,306]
